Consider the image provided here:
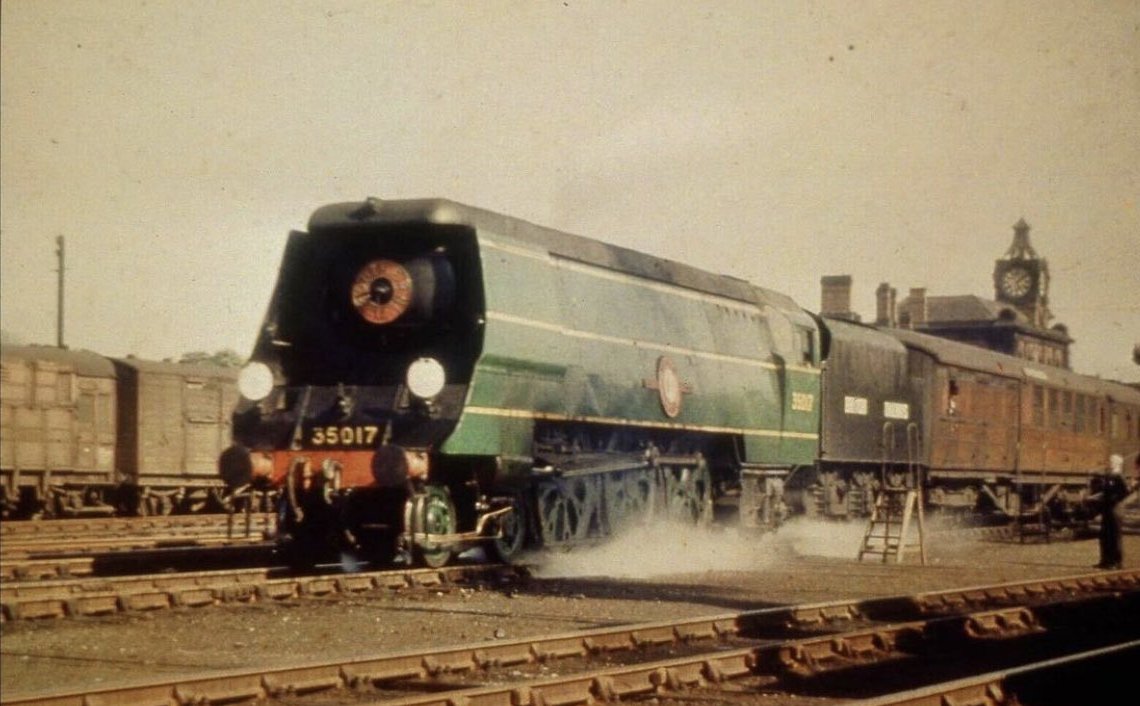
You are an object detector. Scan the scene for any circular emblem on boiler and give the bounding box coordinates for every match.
[656,356,683,418]
[351,259,413,324]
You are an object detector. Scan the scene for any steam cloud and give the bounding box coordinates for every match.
[531,517,871,579]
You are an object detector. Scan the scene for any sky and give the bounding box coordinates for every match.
[1,1,1137,381]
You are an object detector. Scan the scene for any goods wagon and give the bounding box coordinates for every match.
[112,357,240,515]
[0,346,116,516]
[0,345,238,517]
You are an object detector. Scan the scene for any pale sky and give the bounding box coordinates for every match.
[2,1,1137,381]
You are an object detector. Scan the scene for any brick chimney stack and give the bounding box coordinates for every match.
[904,287,928,328]
[820,275,860,322]
[875,282,897,327]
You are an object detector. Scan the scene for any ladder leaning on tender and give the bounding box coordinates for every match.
[857,422,927,565]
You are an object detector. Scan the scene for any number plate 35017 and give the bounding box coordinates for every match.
[307,425,380,447]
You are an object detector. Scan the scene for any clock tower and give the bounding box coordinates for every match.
[994,218,1051,328]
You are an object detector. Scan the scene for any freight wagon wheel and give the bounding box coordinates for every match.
[16,488,46,519]
[412,486,456,568]
[142,493,175,516]
[59,489,85,517]
[179,490,210,515]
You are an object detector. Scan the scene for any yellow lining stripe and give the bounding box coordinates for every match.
[462,405,820,441]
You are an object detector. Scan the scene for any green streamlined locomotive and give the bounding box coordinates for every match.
[221,198,822,567]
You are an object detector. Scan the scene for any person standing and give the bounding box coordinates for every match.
[1092,455,1129,569]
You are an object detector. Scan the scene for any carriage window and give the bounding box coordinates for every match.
[1074,394,1086,433]
[947,379,959,416]
[1098,404,1107,436]
[1032,385,1044,427]
[1111,410,1122,440]
[1047,389,1059,428]
[1061,391,1072,428]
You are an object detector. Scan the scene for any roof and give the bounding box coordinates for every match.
[112,356,238,380]
[824,317,908,355]
[886,327,1139,400]
[0,345,117,378]
[897,294,1029,325]
[930,295,1024,324]
[307,198,788,313]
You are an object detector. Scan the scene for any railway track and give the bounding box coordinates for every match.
[0,513,274,539]
[856,641,1138,706]
[0,540,277,582]
[3,569,1135,706]
[0,513,276,581]
[1,562,528,622]
[0,519,1113,594]
[0,531,270,560]
[0,513,274,557]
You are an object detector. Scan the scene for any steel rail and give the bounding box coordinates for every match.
[0,557,99,582]
[0,514,275,537]
[1,563,527,622]
[853,639,1140,705]
[0,532,270,559]
[3,549,1134,625]
[3,569,1135,706]
[0,542,276,582]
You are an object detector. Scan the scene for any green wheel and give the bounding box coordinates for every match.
[413,486,456,568]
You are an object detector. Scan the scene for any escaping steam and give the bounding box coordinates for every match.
[531,517,871,579]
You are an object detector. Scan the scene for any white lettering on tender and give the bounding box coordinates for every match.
[844,396,868,415]
[791,392,815,412]
[883,401,910,420]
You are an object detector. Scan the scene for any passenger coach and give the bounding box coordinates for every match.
[889,329,1140,524]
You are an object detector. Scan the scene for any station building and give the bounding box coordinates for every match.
[821,219,1073,369]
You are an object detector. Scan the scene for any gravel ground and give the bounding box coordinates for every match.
[2,519,1136,701]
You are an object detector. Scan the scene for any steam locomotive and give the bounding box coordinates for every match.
[1,346,239,518]
[220,198,1140,567]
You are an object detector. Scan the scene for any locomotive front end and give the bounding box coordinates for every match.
[220,198,489,567]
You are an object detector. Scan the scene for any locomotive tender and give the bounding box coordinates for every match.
[224,197,1140,567]
[0,345,239,517]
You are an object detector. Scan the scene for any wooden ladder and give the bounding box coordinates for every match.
[857,487,927,564]
[857,422,927,565]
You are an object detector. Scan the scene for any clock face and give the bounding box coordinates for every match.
[1000,267,1033,299]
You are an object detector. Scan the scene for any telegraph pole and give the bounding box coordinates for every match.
[56,235,65,348]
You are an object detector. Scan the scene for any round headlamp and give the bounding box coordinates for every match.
[406,357,446,399]
[237,361,275,401]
